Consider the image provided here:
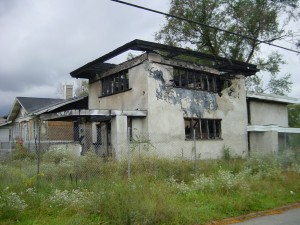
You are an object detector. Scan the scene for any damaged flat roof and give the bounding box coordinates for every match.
[70,39,259,79]
[40,109,147,121]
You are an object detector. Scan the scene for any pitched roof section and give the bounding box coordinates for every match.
[32,95,88,115]
[17,97,64,114]
[7,96,88,122]
[70,39,259,79]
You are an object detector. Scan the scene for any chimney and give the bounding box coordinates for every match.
[64,85,73,99]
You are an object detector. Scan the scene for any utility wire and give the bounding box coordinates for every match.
[111,0,300,54]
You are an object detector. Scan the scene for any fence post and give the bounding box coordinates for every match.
[193,128,197,173]
[127,127,131,180]
[34,117,41,190]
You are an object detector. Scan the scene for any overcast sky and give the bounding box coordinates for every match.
[0,0,299,116]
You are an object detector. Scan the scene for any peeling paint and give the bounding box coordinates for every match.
[149,67,217,117]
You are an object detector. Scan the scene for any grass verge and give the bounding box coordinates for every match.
[0,150,300,224]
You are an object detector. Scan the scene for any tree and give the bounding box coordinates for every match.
[288,104,300,128]
[155,0,299,95]
[245,52,293,95]
[74,79,89,97]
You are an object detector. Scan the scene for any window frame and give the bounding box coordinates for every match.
[101,70,130,97]
[184,118,222,140]
[173,67,224,93]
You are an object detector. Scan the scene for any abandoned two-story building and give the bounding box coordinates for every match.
[39,39,300,159]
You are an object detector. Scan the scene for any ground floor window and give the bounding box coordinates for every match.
[184,118,221,140]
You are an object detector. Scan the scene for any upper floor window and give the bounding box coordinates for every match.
[173,67,225,93]
[101,70,129,96]
[185,118,221,140]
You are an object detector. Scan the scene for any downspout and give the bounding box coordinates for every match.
[246,98,251,155]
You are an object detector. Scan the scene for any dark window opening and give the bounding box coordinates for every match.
[184,118,221,140]
[173,67,230,93]
[101,70,129,96]
[96,124,102,145]
[74,122,80,141]
[127,117,133,141]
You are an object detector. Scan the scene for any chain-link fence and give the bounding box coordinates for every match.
[1,120,300,186]
[278,132,300,152]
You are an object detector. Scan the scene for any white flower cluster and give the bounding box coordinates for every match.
[25,187,37,195]
[168,168,252,194]
[0,188,27,212]
[167,176,190,194]
[48,189,93,208]
[193,174,215,191]
[216,170,250,191]
[168,176,191,194]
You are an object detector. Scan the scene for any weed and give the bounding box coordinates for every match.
[0,187,27,220]
[1,151,300,224]
[223,145,231,160]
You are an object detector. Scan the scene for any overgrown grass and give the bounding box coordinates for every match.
[0,148,300,224]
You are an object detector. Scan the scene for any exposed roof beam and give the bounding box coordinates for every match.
[70,39,259,79]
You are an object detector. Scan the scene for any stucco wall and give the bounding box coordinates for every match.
[88,53,249,159]
[142,54,248,159]
[89,64,149,111]
[249,131,278,154]
[248,101,288,126]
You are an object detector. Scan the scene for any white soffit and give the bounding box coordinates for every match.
[247,125,300,133]
[247,92,299,104]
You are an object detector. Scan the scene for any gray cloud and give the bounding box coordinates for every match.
[0,0,299,116]
[0,0,169,115]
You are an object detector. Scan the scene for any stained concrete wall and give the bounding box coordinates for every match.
[248,101,288,126]
[89,61,150,156]
[89,64,148,112]
[249,131,278,154]
[88,53,249,159]
[144,54,248,159]
[247,100,289,154]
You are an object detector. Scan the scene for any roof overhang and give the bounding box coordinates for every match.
[247,92,299,104]
[40,109,147,121]
[31,95,88,116]
[70,39,259,79]
[247,125,300,133]
[7,98,23,122]
[0,121,12,127]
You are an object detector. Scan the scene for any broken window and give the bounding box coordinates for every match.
[173,67,229,93]
[184,118,221,140]
[101,70,129,96]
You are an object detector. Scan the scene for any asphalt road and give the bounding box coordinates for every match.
[233,206,300,225]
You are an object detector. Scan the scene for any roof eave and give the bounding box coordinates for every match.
[30,95,88,116]
[247,92,300,104]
